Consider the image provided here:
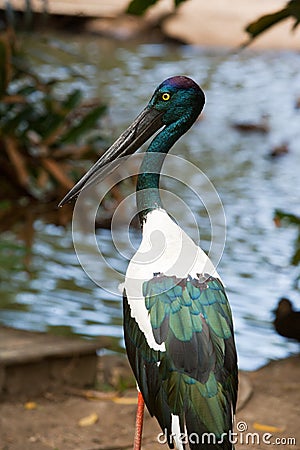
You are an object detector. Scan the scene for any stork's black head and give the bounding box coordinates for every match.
[59,76,205,206]
[148,76,205,126]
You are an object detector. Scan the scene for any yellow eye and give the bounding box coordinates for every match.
[161,92,171,101]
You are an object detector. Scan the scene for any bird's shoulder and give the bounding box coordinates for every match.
[142,272,238,430]
[143,272,233,344]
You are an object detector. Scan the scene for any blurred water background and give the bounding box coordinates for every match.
[1,35,299,370]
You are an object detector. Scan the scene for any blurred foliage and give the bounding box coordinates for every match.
[126,0,300,45]
[274,209,300,267]
[0,27,110,235]
[0,30,106,203]
[0,20,138,264]
[244,0,300,45]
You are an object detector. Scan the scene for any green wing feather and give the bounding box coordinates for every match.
[124,273,238,449]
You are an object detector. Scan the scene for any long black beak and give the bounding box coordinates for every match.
[58,106,164,206]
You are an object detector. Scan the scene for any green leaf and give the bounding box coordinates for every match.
[62,89,82,111]
[244,0,300,43]
[127,0,158,16]
[245,9,290,39]
[60,105,106,144]
[274,209,300,226]
[126,0,187,15]
[289,0,300,27]
[38,112,65,141]
[16,84,36,96]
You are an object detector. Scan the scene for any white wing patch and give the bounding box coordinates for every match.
[124,209,219,351]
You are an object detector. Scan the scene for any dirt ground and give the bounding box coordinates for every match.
[0,354,299,450]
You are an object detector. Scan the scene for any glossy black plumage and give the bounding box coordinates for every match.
[123,273,238,449]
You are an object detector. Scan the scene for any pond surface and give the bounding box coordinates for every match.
[1,35,300,370]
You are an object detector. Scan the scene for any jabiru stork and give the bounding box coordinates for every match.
[59,76,238,450]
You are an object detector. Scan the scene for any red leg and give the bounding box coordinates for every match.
[133,391,145,450]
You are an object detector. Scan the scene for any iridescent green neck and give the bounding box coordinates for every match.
[136,123,187,223]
